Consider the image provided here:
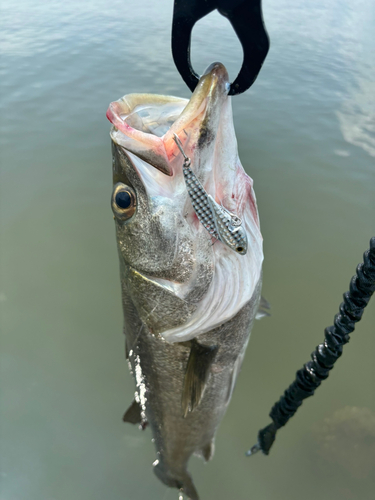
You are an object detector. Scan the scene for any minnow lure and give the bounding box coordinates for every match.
[173,133,248,255]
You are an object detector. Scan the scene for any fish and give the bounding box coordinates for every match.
[106,62,264,500]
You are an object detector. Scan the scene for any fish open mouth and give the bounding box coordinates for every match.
[107,62,258,218]
[107,63,263,342]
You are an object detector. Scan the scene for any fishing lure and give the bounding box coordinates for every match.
[173,133,248,255]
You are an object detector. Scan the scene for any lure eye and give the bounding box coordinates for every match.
[235,243,247,255]
[111,183,136,221]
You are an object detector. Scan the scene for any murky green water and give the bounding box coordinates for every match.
[1,1,374,499]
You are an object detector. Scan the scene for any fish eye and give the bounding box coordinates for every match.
[115,190,131,209]
[236,247,244,253]
[111,183,136,220]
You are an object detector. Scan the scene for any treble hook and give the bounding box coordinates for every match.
[171,0,270,96]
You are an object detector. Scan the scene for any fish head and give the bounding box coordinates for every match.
[107,63,263,342]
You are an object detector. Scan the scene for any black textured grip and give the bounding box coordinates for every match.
[255,237,375,455]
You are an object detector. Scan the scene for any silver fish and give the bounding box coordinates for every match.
[107,62,264,500]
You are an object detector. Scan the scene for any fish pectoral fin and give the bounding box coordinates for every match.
[201,439,215,462]
[123,399,143,425]
[255,295,271,320]
[182,340,218,418]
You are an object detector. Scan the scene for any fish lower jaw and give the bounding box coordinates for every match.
[161,236,263,343]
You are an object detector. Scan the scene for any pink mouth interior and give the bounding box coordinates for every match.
[107,100,187,138]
